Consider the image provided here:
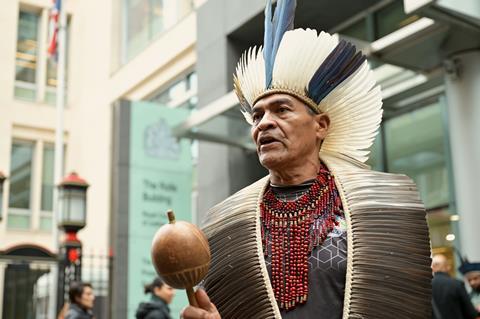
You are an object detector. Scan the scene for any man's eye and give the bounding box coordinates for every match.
[252,114,261,122]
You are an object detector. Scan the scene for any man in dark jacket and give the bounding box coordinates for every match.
[65,281,95,319]
[432,254,479,319]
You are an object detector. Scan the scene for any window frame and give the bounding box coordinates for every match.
[15,4,70,105]
[7,138,63,232]
[7,139,36,229]
[147,70,198,109]
[381,96,451,210]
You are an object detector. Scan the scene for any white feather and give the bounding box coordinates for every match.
[234,29,383,164]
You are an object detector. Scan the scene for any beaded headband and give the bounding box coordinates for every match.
[233,0,383,164]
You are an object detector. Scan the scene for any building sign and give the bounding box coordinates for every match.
[112,100,192,319]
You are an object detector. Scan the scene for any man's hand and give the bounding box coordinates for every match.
[181,289,221,319]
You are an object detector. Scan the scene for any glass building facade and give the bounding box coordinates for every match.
[190,0,475,267]
[335,1,458,257]
[121,0,194,63]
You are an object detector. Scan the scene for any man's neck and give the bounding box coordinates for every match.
[269,160,320,186]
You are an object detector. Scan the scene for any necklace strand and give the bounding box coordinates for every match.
[261,167,343,310]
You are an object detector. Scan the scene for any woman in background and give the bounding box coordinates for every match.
[136,277,175,319]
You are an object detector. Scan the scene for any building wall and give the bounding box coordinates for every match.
[0,1,114,316]
[0,0,200,316]
[196,0,268,221]
[0,0,199,251]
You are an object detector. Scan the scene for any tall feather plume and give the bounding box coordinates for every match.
[263,0,273,87]
[308,40,366,104]
[263,0,296,87]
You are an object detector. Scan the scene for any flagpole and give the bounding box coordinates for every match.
[49,0,67,317]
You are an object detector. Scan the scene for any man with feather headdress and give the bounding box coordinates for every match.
[459,258,480,312]
[182,0,432,318]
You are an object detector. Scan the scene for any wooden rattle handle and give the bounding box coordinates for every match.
[186,287,198,307]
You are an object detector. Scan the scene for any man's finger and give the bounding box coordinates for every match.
[195,289,218,313]
[181,305,211,319]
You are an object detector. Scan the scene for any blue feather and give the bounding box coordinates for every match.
[308,40,366,104]
[264,0,296,87]
[264,0,273,87]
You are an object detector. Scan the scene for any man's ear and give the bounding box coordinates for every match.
[315,113,330,140]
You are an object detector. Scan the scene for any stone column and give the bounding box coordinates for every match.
[444,50,480,260]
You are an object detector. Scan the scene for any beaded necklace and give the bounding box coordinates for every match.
[260,166,343,310]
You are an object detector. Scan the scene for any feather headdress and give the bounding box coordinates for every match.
[233,0,383,164]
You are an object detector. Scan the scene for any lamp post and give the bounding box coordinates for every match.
[56,172,89,311]
[0,172,6,221]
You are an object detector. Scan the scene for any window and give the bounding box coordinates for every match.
[384,102,449,209]
[15,7,69,104]
[8,141,35,229]
[364,95,451,211]
[339,18,368,42]
[8,141,60,230]
[149,72,197,109]
[122,0,194,62]
[15,11,40,101]
[374,1,420,39]
[337,2,420,43]
[40,144,54,230]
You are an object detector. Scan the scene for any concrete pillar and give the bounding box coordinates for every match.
[444,50,480,260]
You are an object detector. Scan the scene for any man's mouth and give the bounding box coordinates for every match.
[258,135,279,146]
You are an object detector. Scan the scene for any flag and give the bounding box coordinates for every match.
[47,0,61,59]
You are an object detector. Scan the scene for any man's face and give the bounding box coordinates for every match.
[77,286,95,310]
[251,94,327,171]
[466,272,480,291]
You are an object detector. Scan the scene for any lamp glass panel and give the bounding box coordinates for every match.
[58,188,66,223]
[68,189,86,224]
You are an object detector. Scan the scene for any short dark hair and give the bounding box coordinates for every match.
[68,281,92,304]
[144,277,164,294]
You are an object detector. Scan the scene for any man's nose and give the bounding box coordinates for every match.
[257,112,276,130]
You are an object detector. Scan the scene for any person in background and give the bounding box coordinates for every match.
[459,259,480,312]
[431,254,478,319]
[57,303,69,319]
[136,277,175,319]
[65,281,95,319]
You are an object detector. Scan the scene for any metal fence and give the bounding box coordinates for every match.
[0,252,111,319]
[0,257,55,319]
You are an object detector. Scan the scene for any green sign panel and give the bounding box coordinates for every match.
[127,101,192,318]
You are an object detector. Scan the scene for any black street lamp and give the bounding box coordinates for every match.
[56,172,89,312]
[0,172,6,221]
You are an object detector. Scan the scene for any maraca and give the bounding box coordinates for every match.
[151,209,211,306]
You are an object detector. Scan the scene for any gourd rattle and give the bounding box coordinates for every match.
[151,210,211,306]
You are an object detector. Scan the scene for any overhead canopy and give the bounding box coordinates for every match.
[175,0,477,148]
